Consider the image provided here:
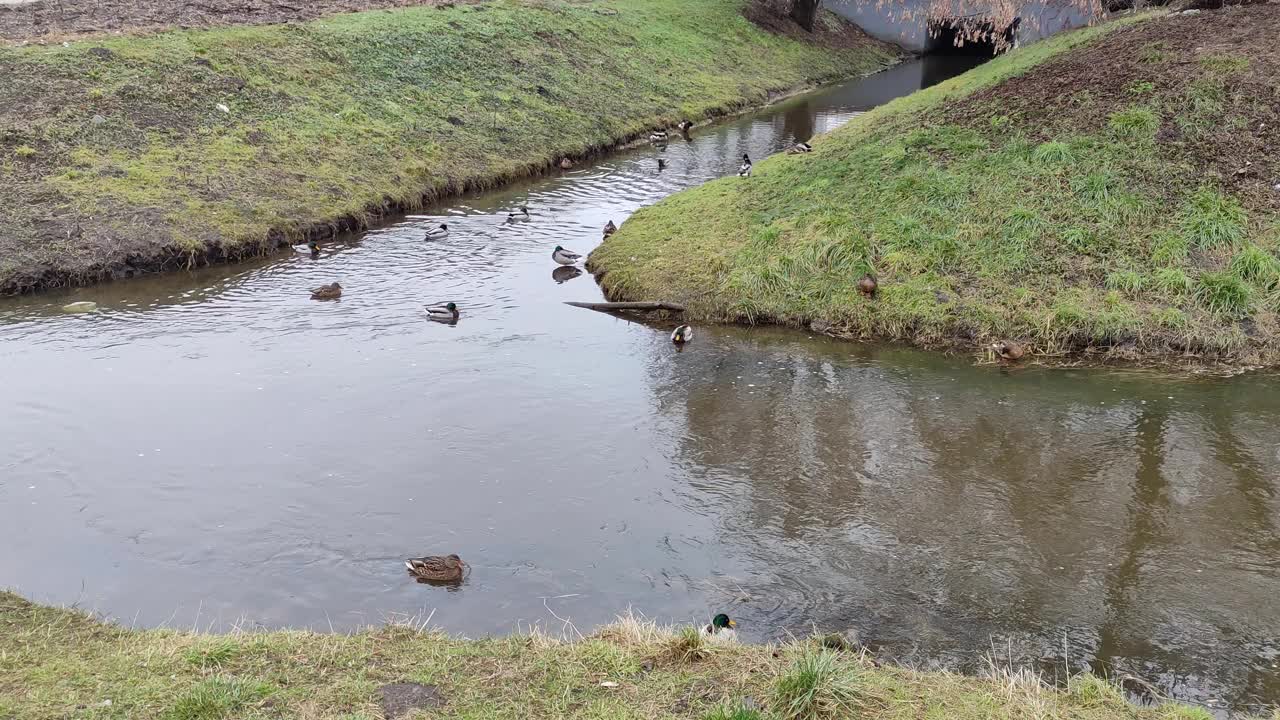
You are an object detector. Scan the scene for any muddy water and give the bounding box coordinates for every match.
[2,57,1278,716]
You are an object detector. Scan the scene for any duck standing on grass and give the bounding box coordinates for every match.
[738,154,752,177]
[552,245,583,266]
[310,282,342,300]
[858,273,878,297]
[426,302,460,323]
[603,220,617,237]
[405,554,466,584]
[671,324,693,345]
[425,223,449,240]
[701,613,737,643]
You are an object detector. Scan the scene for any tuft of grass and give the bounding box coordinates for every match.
[668,626,712,663]
[1068,673,1129,709]
[1033,140,1075,165]
[183,639,242,668]
[1153,267,1193,295]
[1197,54,1249,75]
[166,676,273,720]
[771,649,862,720]
[1107,107,1160,140]
[702,703,767,720]
[14,145,37,158]
[1153,306,1188,329]
[1105,269,1145,294]
[1180,187,1247,249]
[1230,244,1280,290]
[1128,80,1156,95]
[1196,271,1252,316]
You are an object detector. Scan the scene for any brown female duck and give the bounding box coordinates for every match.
[310,282,342,300]
[991,341,1026,361]
[405,554,467,583]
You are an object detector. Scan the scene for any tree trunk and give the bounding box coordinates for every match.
[790,0,822,32]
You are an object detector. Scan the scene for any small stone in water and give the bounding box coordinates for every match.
[61,301,98,313]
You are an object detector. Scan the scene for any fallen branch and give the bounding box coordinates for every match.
[564,300,685,312]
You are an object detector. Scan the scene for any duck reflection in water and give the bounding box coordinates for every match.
[552,266,584,284]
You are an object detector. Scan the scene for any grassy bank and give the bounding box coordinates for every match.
[589,6,1280,365]
[0,592,1241,720]
[0,0,897,295]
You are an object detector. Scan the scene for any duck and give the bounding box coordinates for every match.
[677,120,694,133]
[649,130,669,143]
[671,324,693,345]
[552,245,583,266]
[788,142,813,154]
[294,240,320,256]
[507,206,529,221]
[657,158,667,171]
[405,554,466,584]
[738,154,752,177]
[426,301,460,322]
[701,613,737,643]
[424,223,449,240]
[560,157,574,170]
[858,274,878,297]
[603,220,617,237]
[991,341,1026,361]
[310,282,342,300]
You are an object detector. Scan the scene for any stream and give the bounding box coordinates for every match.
[2,56,1278,717]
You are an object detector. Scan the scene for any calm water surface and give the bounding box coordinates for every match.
[2,57,1278,716]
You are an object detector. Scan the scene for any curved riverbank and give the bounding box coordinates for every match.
[0,0,898,295]
[589,6,1280,367]
[0,592,1229,720]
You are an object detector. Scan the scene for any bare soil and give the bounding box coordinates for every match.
[0,0,470,42]
[937,3,1280,211]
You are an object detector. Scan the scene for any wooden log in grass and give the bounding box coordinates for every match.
[564,301,685,313]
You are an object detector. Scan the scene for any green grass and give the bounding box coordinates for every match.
[0,0,897,293]
[589,9,1280,363]
[0,592,1241,720]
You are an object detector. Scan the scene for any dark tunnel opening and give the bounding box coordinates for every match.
[925,17,1020,56]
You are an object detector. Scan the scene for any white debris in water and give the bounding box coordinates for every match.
[216,103,231,114]
[61,301,98,313]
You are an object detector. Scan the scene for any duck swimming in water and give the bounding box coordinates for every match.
[701,613,737,643]
[426,302,460,323]
[424,223,449,240]
[738,154,752,177]
[552,245,583,266]
[671,324,693,345]
[507,206,529,221]
[657,158,667,171]
[295,240,320,256]
[405,554,466,584]
[649,130,669,143]
[310,282,342,300]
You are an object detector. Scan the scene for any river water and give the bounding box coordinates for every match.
[2,56,1277,716]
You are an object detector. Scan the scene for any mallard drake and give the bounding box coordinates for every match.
[738,154,752,177]
[552,245,583,266]
[649,130,669,143]
[405,554,466,584]
[507,206,529,221]
[295,240,320,256]
[657,158,667,171]
[992,341,1026,361]
[671,324,693,344]
[560,158,574,170]
[701,613,737,643]
[426,301,460,322]
[310,282,342,300]
[677,120,693,132]
[858,274,878,297]
[787,142,813,154]
[425,223,449,240]
[603,220,617,237]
